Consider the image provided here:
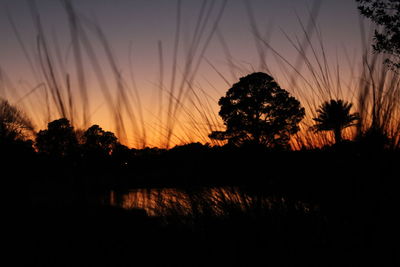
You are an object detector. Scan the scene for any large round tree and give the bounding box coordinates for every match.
[209,72,305,148]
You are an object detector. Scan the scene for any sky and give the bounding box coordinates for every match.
[0,0,372,147]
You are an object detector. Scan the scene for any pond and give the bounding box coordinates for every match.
[104,187,313,216]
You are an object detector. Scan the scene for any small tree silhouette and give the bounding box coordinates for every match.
[312,99,359,144]
[209,72,305,148]
[0,98,34,142]
[83,125,118,155]
[36,118,78,157]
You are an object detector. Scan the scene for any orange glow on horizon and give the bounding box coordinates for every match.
[1,0,398,149]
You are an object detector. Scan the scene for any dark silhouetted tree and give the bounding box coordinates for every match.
[312,99,359,144]
[209,72,305,148]
[0,98,34,142]
[356,0,400,70]
[82,125,118,155]
[36,118,78,157]
[0,99,35,160]
[110,143,137,171]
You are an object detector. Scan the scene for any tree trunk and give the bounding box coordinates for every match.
[334,127,342,144]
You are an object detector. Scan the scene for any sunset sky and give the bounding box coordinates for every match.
[0,0,374,147]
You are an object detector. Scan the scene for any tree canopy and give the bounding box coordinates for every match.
[356,0,400,70]
[82,124,118,155]
[35,118,78,157]
[209,72,305,148]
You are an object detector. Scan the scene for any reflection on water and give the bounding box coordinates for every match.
[106,187,312,216]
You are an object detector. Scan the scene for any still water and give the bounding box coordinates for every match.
[104,187,311,216]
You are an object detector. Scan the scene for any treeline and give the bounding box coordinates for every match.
[2,115,398,188]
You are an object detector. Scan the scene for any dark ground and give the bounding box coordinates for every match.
[4,142,399,266]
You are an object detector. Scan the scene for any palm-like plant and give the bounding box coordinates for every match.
[312,99,359,144]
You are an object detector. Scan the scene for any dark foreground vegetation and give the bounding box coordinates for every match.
[3,134,399,266]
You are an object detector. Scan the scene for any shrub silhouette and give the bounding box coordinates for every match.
[36,118,78,157]
[209,72,305,148]
[0,98,34,142]
[312,99,359,144]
